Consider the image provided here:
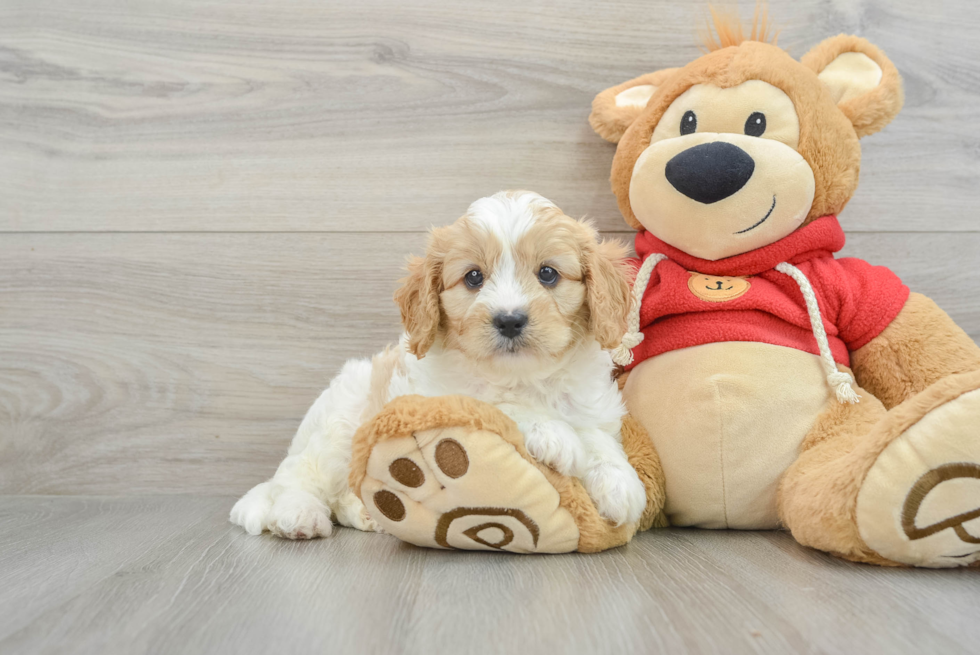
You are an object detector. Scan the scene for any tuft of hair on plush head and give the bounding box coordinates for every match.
[699,3,779,52]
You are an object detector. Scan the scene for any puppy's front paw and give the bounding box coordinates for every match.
[521,420,586,476]
[268,488,333,539]
[335,491,384,533]
[230,481,275,535]
[584,461,647,526]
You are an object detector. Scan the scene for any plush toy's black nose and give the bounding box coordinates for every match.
[665,141,755,204]
[493,312,528,339]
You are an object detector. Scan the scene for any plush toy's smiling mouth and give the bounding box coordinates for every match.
[734,195,777,234]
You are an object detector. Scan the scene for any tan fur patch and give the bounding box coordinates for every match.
[852,293,980,409]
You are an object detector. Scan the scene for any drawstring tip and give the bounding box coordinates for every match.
[611,343,634,367]
[835,384,861,405]
[827,371,861,404]
[611,331,644,366]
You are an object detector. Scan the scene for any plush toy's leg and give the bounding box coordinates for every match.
[621,413,669,530]
[617,372,669,531]
[349,395,664,553]
[779,370,980,568]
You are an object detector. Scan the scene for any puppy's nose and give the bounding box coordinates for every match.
[665,141,755,204]
[493,312,528,339]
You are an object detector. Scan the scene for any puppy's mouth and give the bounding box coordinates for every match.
[494,337,529,354]
[733,195,777,235]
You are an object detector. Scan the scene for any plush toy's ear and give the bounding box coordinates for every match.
[589,68,679,143]
[800,35,903,138]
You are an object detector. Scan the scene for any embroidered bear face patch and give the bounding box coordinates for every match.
[687,271,751,302]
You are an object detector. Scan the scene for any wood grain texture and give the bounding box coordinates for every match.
[2,231,980,495]
[0,232,420,494]
[2,3,979,652]
[1,0,980,232]
[0,496,977,655]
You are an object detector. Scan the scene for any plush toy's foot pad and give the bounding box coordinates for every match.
[857,373,980,568]
[351,396,581,553]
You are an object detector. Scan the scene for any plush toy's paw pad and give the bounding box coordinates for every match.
[857,387,980,568]
[359,425,580,553]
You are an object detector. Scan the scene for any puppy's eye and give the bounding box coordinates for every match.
[464,269,483,289]
[680,110,697,135]
[538,266,559,287]
[745,112,766,137]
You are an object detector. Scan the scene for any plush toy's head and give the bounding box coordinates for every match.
[589,12,903,260]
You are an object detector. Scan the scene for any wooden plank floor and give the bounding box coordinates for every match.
[2,0,980,653]
[1,496,978,655]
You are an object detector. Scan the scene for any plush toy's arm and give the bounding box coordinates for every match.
[851,292,980,409]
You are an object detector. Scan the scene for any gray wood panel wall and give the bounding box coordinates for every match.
[3,0,980,495]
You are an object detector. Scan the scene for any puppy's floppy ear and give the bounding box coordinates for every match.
[583,232,632,351]
[589,68,680,143]
[394,231,445,358]
[801,35,903,138]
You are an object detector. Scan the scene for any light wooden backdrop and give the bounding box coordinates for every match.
[2,0,979,495]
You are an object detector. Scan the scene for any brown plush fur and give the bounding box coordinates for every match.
[779,370,980,566]
[699,4,778,52]
[613,370,668,528]
[621,413,669,530]
[589,68,680,144]
[852,293,980,410]
[777,382,895,565]
[800,34,905,139]
[349,394,660,552]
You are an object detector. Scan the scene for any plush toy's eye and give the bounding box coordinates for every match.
[745,112,766,137]
[538,266,559,287]
[464,269,484,289]
[680,110,697,135]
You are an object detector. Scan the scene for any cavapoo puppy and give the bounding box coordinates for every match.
[230,190,647,539]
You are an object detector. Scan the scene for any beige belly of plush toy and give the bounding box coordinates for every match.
[623,342,831,529]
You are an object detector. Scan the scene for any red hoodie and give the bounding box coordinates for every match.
[624,216,909,371]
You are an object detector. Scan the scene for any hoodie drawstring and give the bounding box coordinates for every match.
[774,262,860,404]
[612,255,860,405]
[611,253,666,366]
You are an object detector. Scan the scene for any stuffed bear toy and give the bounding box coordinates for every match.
[348,15,980,567]
[586,14,980,568]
